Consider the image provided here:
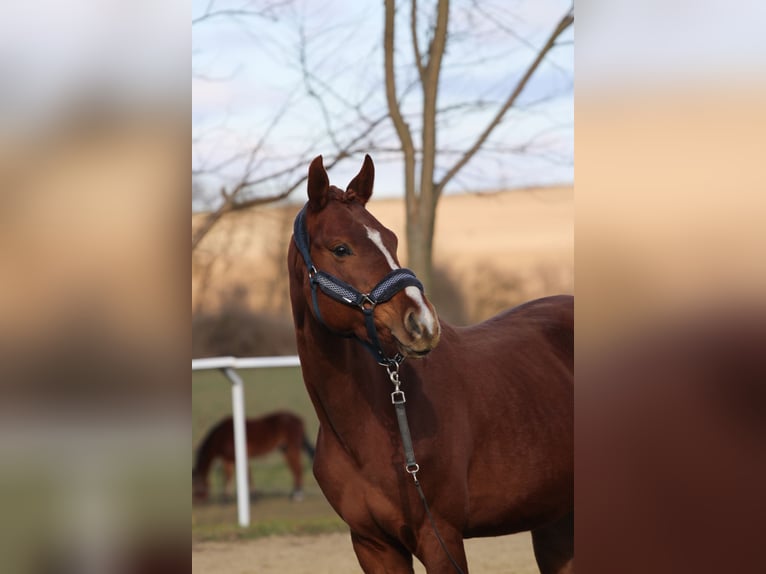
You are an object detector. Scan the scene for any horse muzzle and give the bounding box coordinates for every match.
[394,300,441,358]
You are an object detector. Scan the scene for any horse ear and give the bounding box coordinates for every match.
[346,154,374,205]
[307,155,329,212]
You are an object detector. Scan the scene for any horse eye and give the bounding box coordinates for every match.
[332,244,352,257]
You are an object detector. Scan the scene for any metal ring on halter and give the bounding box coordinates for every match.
[387,369,400,387]
[359,294,376,311]
[391,389,406,404]
[405,463,420,475]
[386,360,400,378]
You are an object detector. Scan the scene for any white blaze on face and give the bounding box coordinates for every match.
[405,285,436,334]
[364,225,437,335]
[365,226,398,271]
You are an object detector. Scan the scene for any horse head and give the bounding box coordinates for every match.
[290,154,441,359]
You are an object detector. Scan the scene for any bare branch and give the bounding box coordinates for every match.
[384,1,416,156]
[419,0,450,208]
[193,9,271,26]
[192,65,242,83]
[298,22,343,150]
[192,0,291,26]
[434,7,573,199]
[237,112,388,191]
[384,0,417,216]
[411,0,426,84]
[192,111,391,251]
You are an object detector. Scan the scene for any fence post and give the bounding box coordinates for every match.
[193,357,303,527]
[222,367,250,527]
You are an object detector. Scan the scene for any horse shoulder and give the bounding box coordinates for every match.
[312,431,373,526]
[312,428,416,542]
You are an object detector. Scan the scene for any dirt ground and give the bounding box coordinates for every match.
[192,531,538,574]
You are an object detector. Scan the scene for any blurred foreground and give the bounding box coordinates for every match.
[0,109,188,574]
[0,6,188,559]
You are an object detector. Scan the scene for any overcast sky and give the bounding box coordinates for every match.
[192,0,575,204]
[3,1,762,205]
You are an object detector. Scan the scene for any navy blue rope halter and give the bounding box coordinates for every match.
[293,204,424,367]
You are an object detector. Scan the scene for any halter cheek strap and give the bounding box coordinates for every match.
[293,204,424,366]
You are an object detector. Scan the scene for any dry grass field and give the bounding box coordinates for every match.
[192,186,573,323]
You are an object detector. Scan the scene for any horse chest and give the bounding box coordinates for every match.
[313,425,421,525]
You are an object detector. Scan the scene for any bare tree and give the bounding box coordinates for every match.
[384,0,574,290]
[191,108,392,251]
[192,1,573,273]
[192,1,394,251]
[192,2,395,326]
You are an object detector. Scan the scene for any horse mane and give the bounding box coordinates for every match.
[193,416,232,478]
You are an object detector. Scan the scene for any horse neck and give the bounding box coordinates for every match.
[291,288,391,444]
[300,308,384,396]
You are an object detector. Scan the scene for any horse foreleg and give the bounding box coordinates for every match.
[221,461,234,503]
[531,512,574,574]
[284,447,304,501]
[415,522,469,574]
[350,531,414,574]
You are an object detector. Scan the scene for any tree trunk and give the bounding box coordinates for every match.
[408,0,448,294]
[406,183,436,292]
[385,1,573,295]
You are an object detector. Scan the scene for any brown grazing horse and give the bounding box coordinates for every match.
[192,411,315,502]
[288,155,573,573]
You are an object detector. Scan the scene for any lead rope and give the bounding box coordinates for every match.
[386,362,466,574]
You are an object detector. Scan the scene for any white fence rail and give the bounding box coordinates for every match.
[192,355,302,527]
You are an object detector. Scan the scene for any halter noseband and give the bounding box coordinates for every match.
[293,204,424,367]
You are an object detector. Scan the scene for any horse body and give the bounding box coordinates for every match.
[453,301,573,538]
[192,411,314,502]
[288,155,573,573]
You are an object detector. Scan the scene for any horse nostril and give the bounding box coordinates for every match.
[406,309,422,337]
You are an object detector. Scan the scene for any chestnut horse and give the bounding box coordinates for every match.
[192,411,315,502]
[288,155,573,573]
